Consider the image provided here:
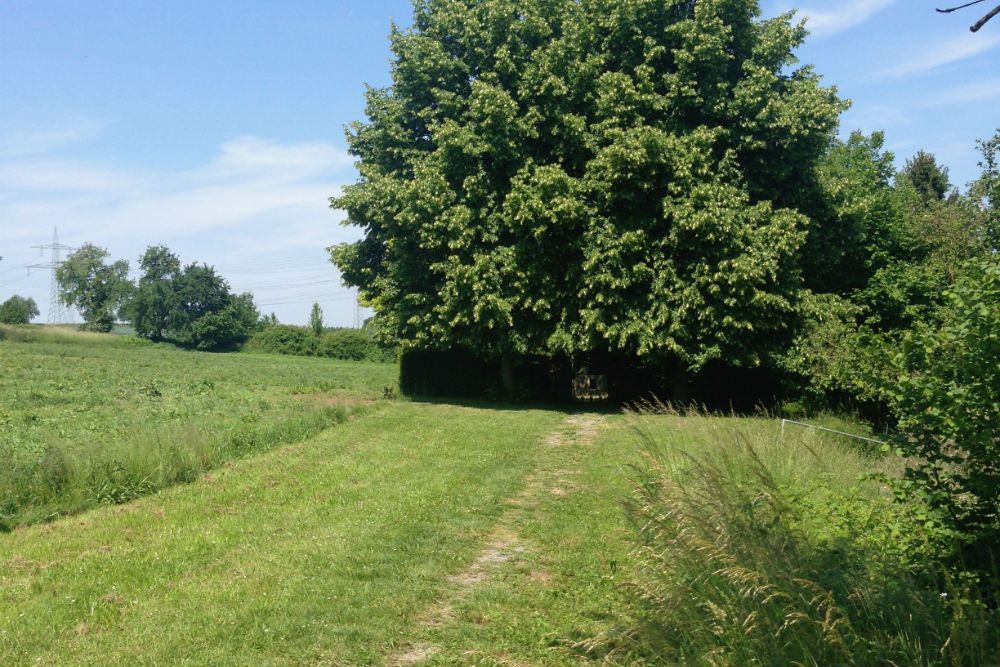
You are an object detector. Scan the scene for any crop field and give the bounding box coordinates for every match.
[2,326,990,666]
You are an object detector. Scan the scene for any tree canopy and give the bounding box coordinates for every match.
[899,150,952,203]
[56,244,132,333]
[128,246,259,351]
[0,295,40,325]
[330,0,844,378]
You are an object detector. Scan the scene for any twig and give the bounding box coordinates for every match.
[936,0,1000,32]
[936,0,987,14]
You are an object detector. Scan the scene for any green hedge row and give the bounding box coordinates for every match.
[245,325,396,362]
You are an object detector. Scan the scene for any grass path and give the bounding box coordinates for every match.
[385,412,635,667]
[0,402,638,666]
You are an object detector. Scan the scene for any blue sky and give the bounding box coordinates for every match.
[1,1,997,326]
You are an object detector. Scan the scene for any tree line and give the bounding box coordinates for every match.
[54,244,258,351]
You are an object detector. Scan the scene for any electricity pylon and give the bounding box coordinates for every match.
[27,227,74,324]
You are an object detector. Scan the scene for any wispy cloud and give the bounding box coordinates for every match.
[779,0,897,36]
[0,111,111,158]
[1,136,355,245]
[873,33,1000,79]
[920,78,1000,107]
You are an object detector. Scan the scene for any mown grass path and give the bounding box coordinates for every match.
[0,402,637,666]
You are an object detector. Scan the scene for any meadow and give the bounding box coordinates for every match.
[0,325,396,529]
[1,326,996,665]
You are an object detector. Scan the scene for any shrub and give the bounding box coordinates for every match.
[318,329,375,361]
[884,256,1000,572]
[245,324,316,356]
[0,295,40,324]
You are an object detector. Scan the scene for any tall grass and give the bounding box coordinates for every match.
[591,405,999,666]
[0,404,358,530]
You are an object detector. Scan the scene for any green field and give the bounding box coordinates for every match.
[1,327,993,666]
[0,325,397,529]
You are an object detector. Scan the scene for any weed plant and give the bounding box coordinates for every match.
[0,325,396,530]
[592,404,999,666]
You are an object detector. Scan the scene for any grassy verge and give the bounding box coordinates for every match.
[0,325,397,530]
[598,408,999,666]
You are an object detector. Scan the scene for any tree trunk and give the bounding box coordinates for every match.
[500,352,516,395]
[671,366,689,407]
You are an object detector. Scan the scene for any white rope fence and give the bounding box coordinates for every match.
[780,419,887,446]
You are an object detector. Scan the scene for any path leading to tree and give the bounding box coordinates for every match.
[386,413,615,667]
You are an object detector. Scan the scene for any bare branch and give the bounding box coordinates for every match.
[936,0,1000,31]
[971,4,1000,30]
[936,0,987,14]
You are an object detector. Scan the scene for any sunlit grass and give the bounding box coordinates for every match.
[0,325,397,529]
[0,402,564,666]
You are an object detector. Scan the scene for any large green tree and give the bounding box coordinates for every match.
[125,245,182,341]
[56,244,132,332]
[330,0,844,383]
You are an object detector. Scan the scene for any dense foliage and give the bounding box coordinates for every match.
[885,257,1000,570]
[0,295,40,325]
[331,0,844,382]
[246,324,396,362]
[55,244,133,333]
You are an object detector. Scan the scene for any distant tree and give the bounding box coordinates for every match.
[330,0,844,392]
[56,244,132,332]
[0,295,40,324]
[185,291,259,351]
[969,128,999,248]
[937,0,1000,32]
[120,246,259,351]
[309,302,324,336]
[899,150,951,203]
[167,263,258,350]
[125,245,182,341]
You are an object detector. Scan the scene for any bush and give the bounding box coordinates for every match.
[246,325,396,362]
[0,295,40,324]
[318,329,375,361]
[245,325,316,356]
[885,257,1000,572]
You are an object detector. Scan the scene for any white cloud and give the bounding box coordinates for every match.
[780,0,897,36]
[0,134,360,325]
[873,33,1000,79]
[0,160,141,193]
